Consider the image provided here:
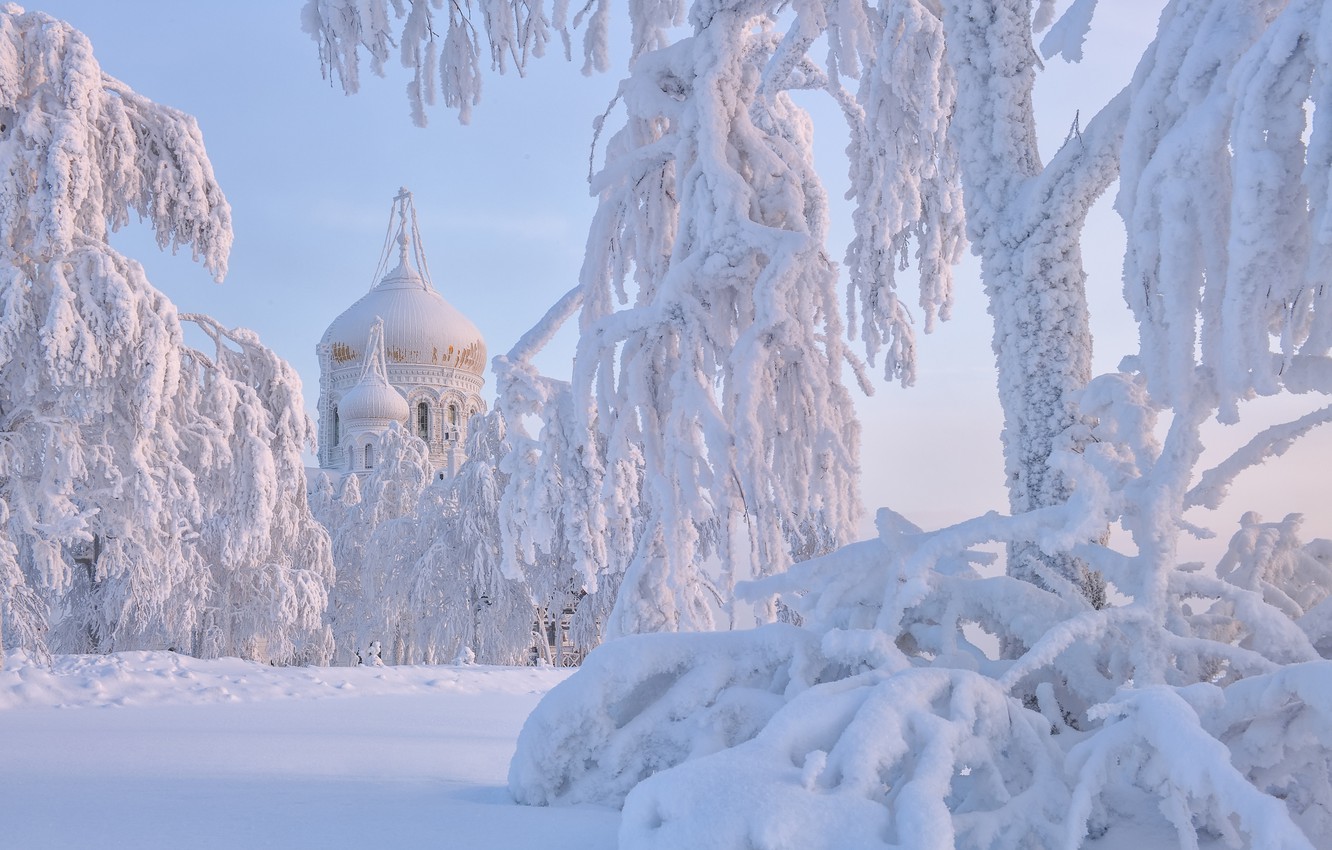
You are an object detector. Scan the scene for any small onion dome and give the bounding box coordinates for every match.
[340,316,409,427]
[320,258,487,377]
[339,370,409,426]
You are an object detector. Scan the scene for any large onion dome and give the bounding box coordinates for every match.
[320,227,486,377]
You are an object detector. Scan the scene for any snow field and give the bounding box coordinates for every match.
[0,651,617,850]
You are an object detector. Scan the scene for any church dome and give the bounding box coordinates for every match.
[339,363,409,426]
[320,255,486,377]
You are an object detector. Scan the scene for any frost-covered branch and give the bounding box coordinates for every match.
[1119,0,1332,419]
[841,0,965,386]
[0,10,231,276]
[303,0,631,125]
[1186,403,1332,510]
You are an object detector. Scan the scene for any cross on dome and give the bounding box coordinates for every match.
[374,186,433,292]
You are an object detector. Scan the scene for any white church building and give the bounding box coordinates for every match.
[316,189,487,478]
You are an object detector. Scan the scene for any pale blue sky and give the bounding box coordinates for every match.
[28,2,1332,557]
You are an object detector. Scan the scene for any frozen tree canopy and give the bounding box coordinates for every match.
[0,7,231,275]
[0,6,331,664]
[303,0,597,125]
[570,2,865,634]
[317,414,534,667]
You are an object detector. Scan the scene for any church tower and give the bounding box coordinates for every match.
[315,189,487,477]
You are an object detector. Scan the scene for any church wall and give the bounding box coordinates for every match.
[317,358,487,475]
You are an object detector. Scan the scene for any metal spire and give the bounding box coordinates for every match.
[394,186,411,269]
[371,187,434,291]
[359,316,392,385]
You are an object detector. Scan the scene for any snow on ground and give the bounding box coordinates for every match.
[0,651,618,850]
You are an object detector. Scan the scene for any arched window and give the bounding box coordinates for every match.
[331,404,340,443]
[416,401,429,440]
[365,443,375,469]
[448,403,459,426]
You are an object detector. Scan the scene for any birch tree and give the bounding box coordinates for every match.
[433,411,534,664]
[0,7,331,664]
[319,415,535,666]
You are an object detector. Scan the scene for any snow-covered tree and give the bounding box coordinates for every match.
[321,414,536,666]
[307,471,338,526]
[430,411,533,664]
[571,2,865,634]
[181,315,335,664]
[0,5,219,657]
[504,368,627,651]
[326,421,433,663]
[0,501,42,659]
[890,0,1115,596]
[493,314,627,657]
[0,6,331,665]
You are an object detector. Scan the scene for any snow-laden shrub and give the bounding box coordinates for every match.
[1213,513,1332,656]
[1196,663,1332,838]
[509,625,824,806]
[515,537,1329,847]
[1065,679,1328,850]
[619,667,1068,850]
[511,373,1331,848]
